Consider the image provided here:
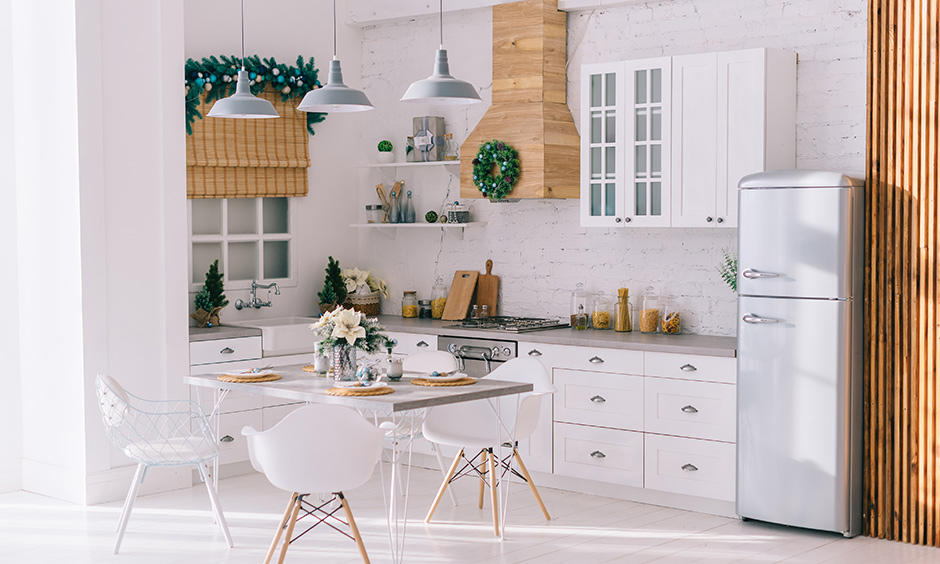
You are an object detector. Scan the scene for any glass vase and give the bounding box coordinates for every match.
[332,344,357,382]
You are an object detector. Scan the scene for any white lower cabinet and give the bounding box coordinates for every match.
[216,409,262,465]
[554,369,644,430]
[644,433,735,501]
[553,422,643,486]
[643,376,736,442]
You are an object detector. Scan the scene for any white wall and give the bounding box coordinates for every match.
[184,0,363,321]
[356,0,867,336]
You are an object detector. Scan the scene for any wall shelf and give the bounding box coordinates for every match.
[350,222,484,240]
[358,161,459,169]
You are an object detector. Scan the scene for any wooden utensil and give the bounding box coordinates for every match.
[475,259,499,316]
[376,183,390,222]
[441,271,479,320]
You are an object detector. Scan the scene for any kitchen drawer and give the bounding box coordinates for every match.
[644,433,735,501]
[553,422,643,486]
[190,337,262,366]
[388,332,437,357]
[644,377,736,442]
[554,369,644,431]
[216,409,263,466]
[644,351,736,384]
[191,387,262,415]
[523,342,642,375]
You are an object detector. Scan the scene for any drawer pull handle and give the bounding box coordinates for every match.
[588,356,604,364]
[220,347,235,354]
[681,463,698,472]
[680,363,696,372]
[220,435,235,443]
[417,341,429,348]
[528,349,542,357]
[590,395,606,404]
[590,451,606,459]
[681,405,699,414]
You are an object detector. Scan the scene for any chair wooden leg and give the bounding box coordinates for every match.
[478,450,487,509]
[430,442,458,507]
[199,463,234,547]
[338,492,371,564]
[264,493,299,564]
[276,494,302,564]
[114,463,146,554]
[514,448,551,520]
[488,448,499,537]
[425,448,464,523]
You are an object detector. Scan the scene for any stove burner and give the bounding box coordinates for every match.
[445,316,569,333]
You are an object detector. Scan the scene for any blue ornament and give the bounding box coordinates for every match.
[501,166,506,171]
[195,78,205,87]
[486,144,491,150]
[249,72,257,79]
[209,74,217,83]
[295,68,301,75]
[473,175,478,180]
[479,183,485,187]
[277,76,284,83]
[315,80,321,86]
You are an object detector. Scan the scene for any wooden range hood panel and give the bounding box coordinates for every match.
[460,0,580,199]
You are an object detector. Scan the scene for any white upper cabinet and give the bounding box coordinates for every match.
[580,48,795,229]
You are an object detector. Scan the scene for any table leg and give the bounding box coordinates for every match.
[377,408,427,564]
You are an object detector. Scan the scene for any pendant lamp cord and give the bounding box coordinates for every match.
[439,0,444,48]
[333,0,337,57]
[240,0,246,70]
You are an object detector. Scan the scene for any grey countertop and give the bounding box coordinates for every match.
[189,325,262,342]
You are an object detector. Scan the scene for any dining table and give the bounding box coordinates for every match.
[184,363,533,564]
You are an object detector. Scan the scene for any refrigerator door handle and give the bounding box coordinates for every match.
[742,268,781,279]
[743,313,780,324]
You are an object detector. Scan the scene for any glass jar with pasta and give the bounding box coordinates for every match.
[431,277,448,319]
[661,301,681,334]
[402,291,418,318]
[639,288,662,334]
[592,291,613,330]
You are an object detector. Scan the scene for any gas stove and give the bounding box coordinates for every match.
[444,315,570,333]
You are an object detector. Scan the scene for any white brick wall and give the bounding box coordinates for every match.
[357,0,866,336]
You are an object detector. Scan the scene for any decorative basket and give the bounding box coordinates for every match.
[344,291,381,316]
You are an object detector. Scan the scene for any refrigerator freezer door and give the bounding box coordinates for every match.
[737,295,857,535]
[738,186,855,299]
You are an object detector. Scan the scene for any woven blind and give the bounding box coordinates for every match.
[186,91,309,198]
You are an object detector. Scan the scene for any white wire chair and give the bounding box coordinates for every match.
[94,374,233,554]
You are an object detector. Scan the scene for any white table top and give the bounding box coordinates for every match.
[184,363,533,412]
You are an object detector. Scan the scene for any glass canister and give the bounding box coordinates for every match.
[592,291,613,330]
[443,133,459,161]
[661,302,681,334]
[639,287,661,334]
[431,277,448,319]
[570,282,591,329]
[402,291,418,318]
[418,299,432,319]
[614,287,632,332]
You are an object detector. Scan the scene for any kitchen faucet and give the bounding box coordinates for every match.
[234,280,280,310]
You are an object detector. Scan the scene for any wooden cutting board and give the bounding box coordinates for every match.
[441,271,479,320]
[475,259,499,316]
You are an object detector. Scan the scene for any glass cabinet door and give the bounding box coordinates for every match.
[624,57,671,227]
[580,62,624,227]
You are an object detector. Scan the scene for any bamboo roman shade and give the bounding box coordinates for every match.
[867,0,940,546]
[186,91,310,198]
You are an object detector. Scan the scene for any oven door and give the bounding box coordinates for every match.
[438,335,517,377]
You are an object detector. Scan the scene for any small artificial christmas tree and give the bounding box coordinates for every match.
[191,259,228,327]
[317,256,347,311]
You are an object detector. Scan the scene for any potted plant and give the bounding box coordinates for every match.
[309,307,387,381]
[191,259,229,327]
[317,256,348,314]
[377,139,394,163]
[342,267,389,316]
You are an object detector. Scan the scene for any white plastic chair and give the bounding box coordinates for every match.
[242,404,386,564]
[94,374,233,554]
[421,356,555,535]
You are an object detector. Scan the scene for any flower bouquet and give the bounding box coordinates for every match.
[309,307,387,381]
[342,267,389,316]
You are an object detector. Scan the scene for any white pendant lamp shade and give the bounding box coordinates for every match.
[297,58,373,113]
[401,48,482,105]
[207,70,279,118]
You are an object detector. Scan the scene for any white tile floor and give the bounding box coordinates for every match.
[1,466,938,564]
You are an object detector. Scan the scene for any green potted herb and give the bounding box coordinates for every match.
[377,139,394,163]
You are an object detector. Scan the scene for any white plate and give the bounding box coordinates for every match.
[223,369,275,379]
[333,381,389,389]
[420,372,469,382]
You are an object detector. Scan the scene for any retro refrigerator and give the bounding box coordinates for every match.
[736,170,864,537]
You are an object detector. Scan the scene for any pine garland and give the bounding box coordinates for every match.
[185,55,327,135]
[471,139,520,201]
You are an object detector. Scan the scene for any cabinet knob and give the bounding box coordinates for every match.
[706,217,713,223]
[717,217,724,224]
[527,349,542,357]
[590,395,606,404]
[615,217,622,223]
[624,217,632,223]
[220,435,235,443]
[588,356,604,364]
[681,405,699,414]
[590,450,607,459]
[681,463,698,472]
[417,341,429,348]
[680,363,697,372]
[220,347,234,354]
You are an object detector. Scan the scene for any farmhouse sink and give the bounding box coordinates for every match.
[228,316,319,356]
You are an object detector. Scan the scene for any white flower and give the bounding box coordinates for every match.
[342,268,370,294]
[330,308,366,346]
[367,275,390,299]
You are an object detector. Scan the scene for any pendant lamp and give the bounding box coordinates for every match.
[208,0,279,119]
[297,0,373,113]
[401,0,482,105]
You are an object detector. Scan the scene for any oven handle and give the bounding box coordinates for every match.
[447,343,497,374]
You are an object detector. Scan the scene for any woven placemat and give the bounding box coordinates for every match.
[218,374,282,383]
[302,364,330,374]
[326,385,395,397]
[411,377,477,387]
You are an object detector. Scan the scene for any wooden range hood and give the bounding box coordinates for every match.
[460,0,580,200]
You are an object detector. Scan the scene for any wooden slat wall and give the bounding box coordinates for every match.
[866,0,940,545]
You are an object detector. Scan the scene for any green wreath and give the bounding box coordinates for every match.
[472,140,520,200]
[184,55,327,136]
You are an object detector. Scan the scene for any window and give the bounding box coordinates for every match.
[189,197,295,290]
